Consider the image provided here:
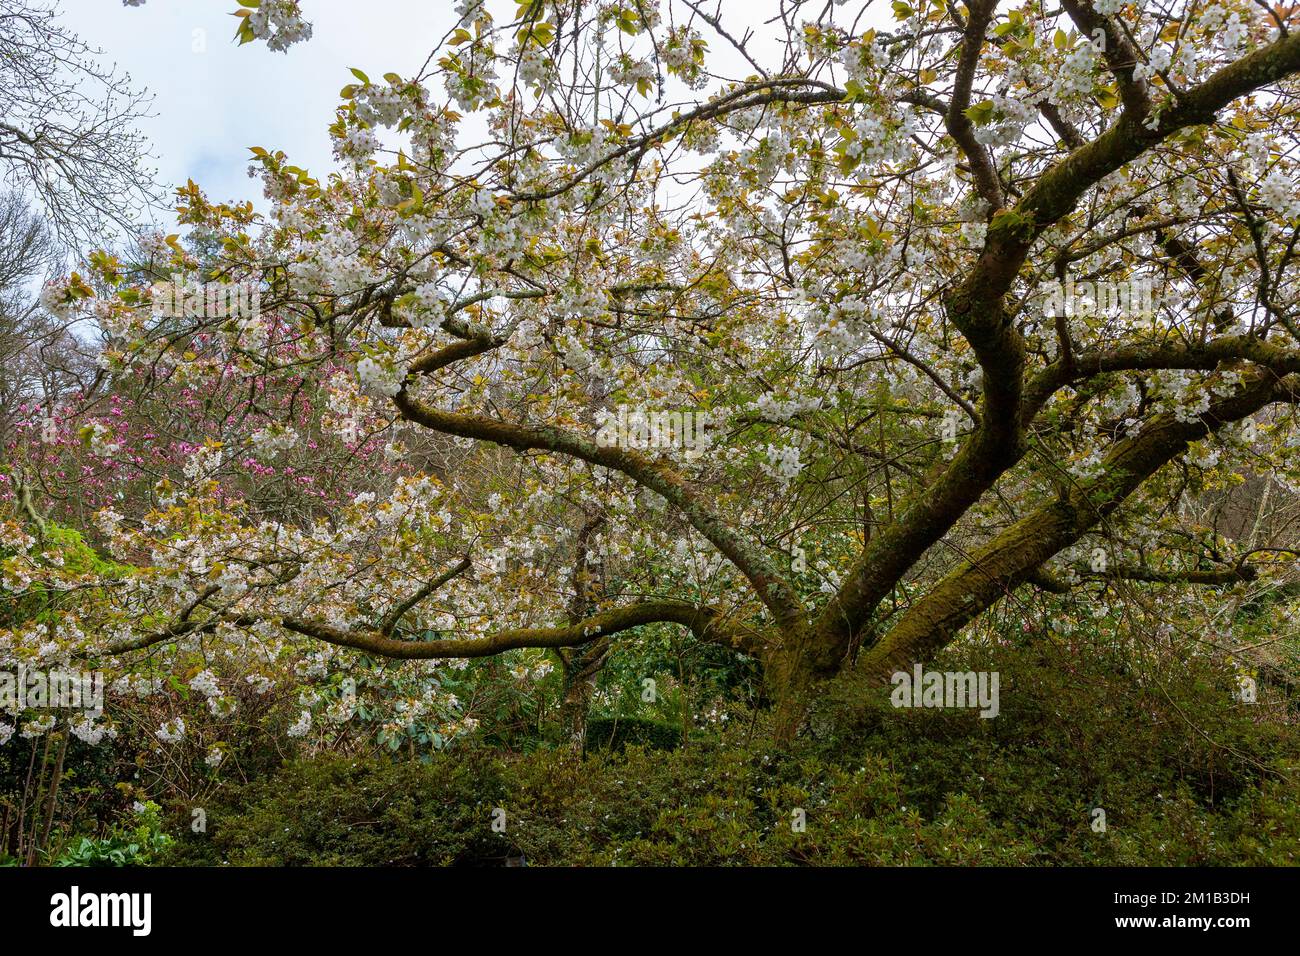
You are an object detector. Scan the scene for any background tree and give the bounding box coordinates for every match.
[0,0,161,248]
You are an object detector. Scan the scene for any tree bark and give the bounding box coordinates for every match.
[558,638,609,752]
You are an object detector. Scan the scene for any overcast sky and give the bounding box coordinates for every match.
[55,1,888,240]
[59,0,460,229]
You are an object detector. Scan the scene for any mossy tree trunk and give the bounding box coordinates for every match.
[557,637,610,752]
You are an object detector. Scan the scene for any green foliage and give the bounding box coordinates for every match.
[40,523,131,577]
[0,520,132,630]
[585,715,682,752]
[157,636,1300,866]
[54,802,171,867]
[164,752,510,866]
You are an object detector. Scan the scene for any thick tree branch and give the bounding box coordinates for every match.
[391,387,805,632]
[856,372,1296,680]
[283,598,764,658]
[379,555,472,636]
[810,29,1300,668]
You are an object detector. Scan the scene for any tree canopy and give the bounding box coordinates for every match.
[5,0,1300,751]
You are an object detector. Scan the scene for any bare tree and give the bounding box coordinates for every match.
[0,192,95,450]
[0,0,161,248]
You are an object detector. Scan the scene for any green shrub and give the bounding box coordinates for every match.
[163,752,511,866]
[585,716,682,752]
[145,634,1300,867]
[54,801,172,867]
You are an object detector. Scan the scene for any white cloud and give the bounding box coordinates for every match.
[58,0,455,227]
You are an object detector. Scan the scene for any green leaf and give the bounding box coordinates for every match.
[1095,86,1120,110]
[963,100,996,126]
[988,208,1035,239]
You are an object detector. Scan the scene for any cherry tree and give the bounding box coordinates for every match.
[9,0,1300,746]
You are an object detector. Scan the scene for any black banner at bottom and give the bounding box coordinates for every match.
[0,865,1283,942]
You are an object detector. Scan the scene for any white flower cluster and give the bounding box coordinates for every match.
[754,393,822,422]
[85,420,120,458]
[1243,133,1272,173]
[94,297,133,338]
[69,714,117,746]
[813,294,880,358]
[1133,44,1173,84]
[840,37,890,85]
[189,669,221,699]
[287,234,377,294]
[760,443,803,482]
[274,202,312,232]
[399,282,450,329]
[356,354,408,397]
[510,660,553,681]
[1200,5,1247,52]
[353,83,410,128]
[155,716,186,745]
[844,111,915,167]
[23,715,56,739]
[236,313,269,352]
[1052,37,1100,99]
[660,28,707,89]
[972,94,1036,149]
[246,673,274,695]
[557,123,613,166]
[39,279,78,320]
[1155,370,1213,423]
[39,408,60,444]
[607,54,654,89]
[334,125,380,165]
[215,562,247,597]
[288,232,377,295]
[443,41,498,111]
[511,42,554,90]
[287,710,312,737]
[454,0,486,23]
[1189,442,1221,469]
[112,674,165,698]
[1259,170,1300,220]
[246,0,313,53]
[250,424,299,460]
[183,443,224,481]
